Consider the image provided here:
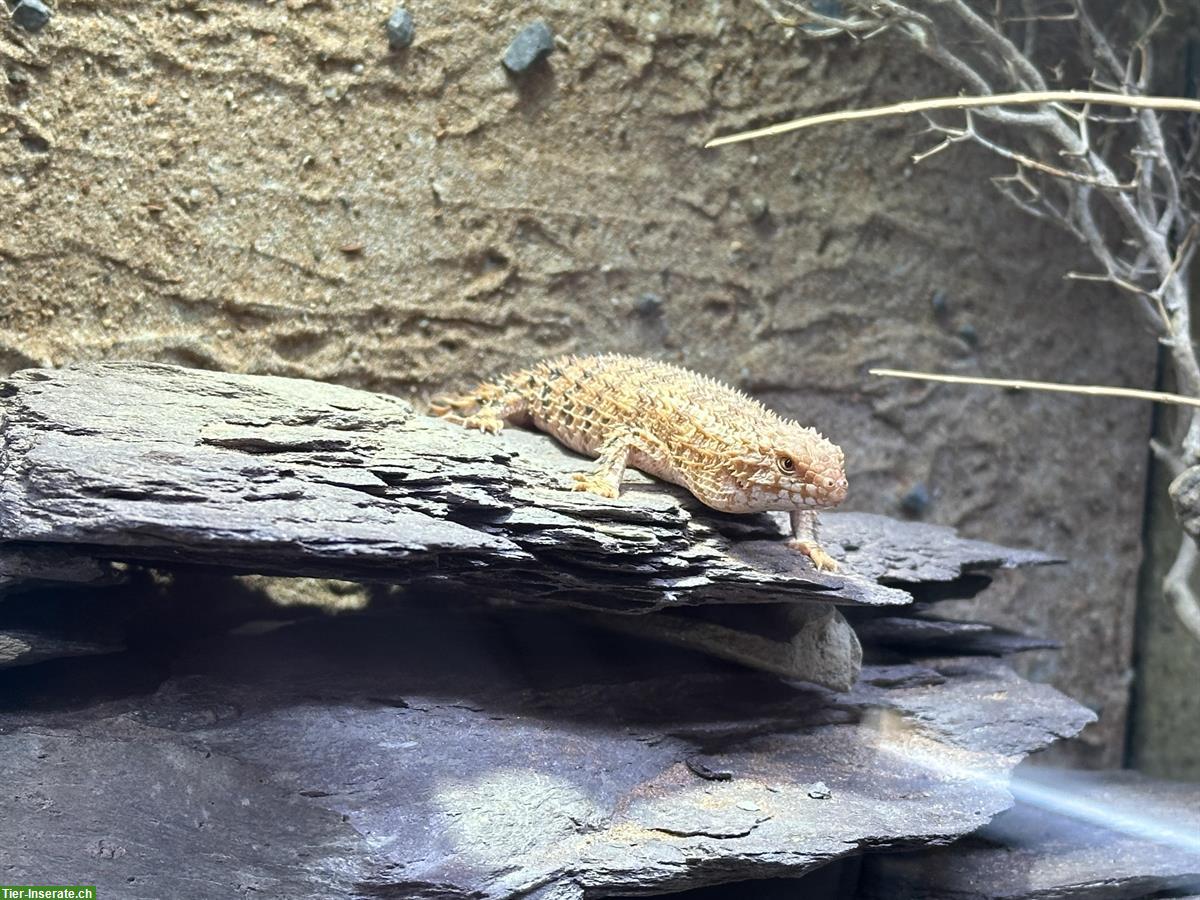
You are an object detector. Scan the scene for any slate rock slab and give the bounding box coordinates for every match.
[858,768,1200,899]
[0,545,112,593]
[852,614,1062,656]
[0,363,1053,613]
[0,607,1095,900]
[0,627,122,668]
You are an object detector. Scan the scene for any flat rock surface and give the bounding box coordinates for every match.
[0,608,1095,900]
[0,363,1053,612]
[851,614,1061,656]
[858,768,1200,899]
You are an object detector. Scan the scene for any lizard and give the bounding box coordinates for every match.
[430,353,848,571]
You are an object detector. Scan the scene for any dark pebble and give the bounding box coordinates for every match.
[899,483,931,518]
[957,323,979,347]
[930,289,948,317]
[503,21,555,74]
[385,6,414,50]
[12,0,52,32]
[634,293,664,317]
[19,133,49,153]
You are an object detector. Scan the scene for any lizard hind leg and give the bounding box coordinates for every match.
[430,381,526,436]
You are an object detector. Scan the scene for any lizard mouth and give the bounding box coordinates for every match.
[793,494,833,509]
[793,477,848,508]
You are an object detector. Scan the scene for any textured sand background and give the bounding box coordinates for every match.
[0,0,1156,765]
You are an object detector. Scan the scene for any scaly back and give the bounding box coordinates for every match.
[501,353,782,457]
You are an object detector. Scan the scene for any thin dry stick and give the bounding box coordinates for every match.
[706,90,1200,147]
[868,368,1200,409]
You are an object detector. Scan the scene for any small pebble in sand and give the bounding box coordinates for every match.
[386,6,414,50]
[503,21,555,74]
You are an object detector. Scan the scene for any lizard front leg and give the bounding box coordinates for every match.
[571,431,637,499]
[788,509,839,573]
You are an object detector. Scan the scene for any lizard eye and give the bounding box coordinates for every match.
[776,454,795,475]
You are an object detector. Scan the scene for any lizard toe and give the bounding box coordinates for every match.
[787,539,840,573]
[571,475,619,499]
[462,415,504,434]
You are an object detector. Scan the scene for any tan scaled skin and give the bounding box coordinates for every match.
[430,354,848,571]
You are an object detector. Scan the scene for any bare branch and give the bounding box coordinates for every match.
[706,91,1200,148]
[941,0,1048,90]
[1151,438,1185,479]
[1163,534,1200,644]
[1072,0,1128,85]
[1157,223,1199,298]
[968,125,1138,189]
[1065,271,1168,328]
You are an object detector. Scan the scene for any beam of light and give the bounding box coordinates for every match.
[1007,774,1200,855]
[865,709,1200,857]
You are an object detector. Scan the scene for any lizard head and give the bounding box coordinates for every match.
[717,422,848,513]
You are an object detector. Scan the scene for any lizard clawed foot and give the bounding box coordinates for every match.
[786,539,840,573]
[435,410,506,435]
[571,472,620,499]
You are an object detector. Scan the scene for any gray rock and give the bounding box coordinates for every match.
[0,363,1054,615]
[806,781,832,800]
[11,0,51,32]
[852,614,1060,656]
[0,608,1095,899]
[859,663,946,688]
[385,5,413,50]
[858,768,1200,899]
[591,602,863,691]
[503,20,555,74]
[0,628,121,668]
[0,546,112,594]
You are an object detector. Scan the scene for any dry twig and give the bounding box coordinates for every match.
[706,91,1200,147]
[868,368,1200,410]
